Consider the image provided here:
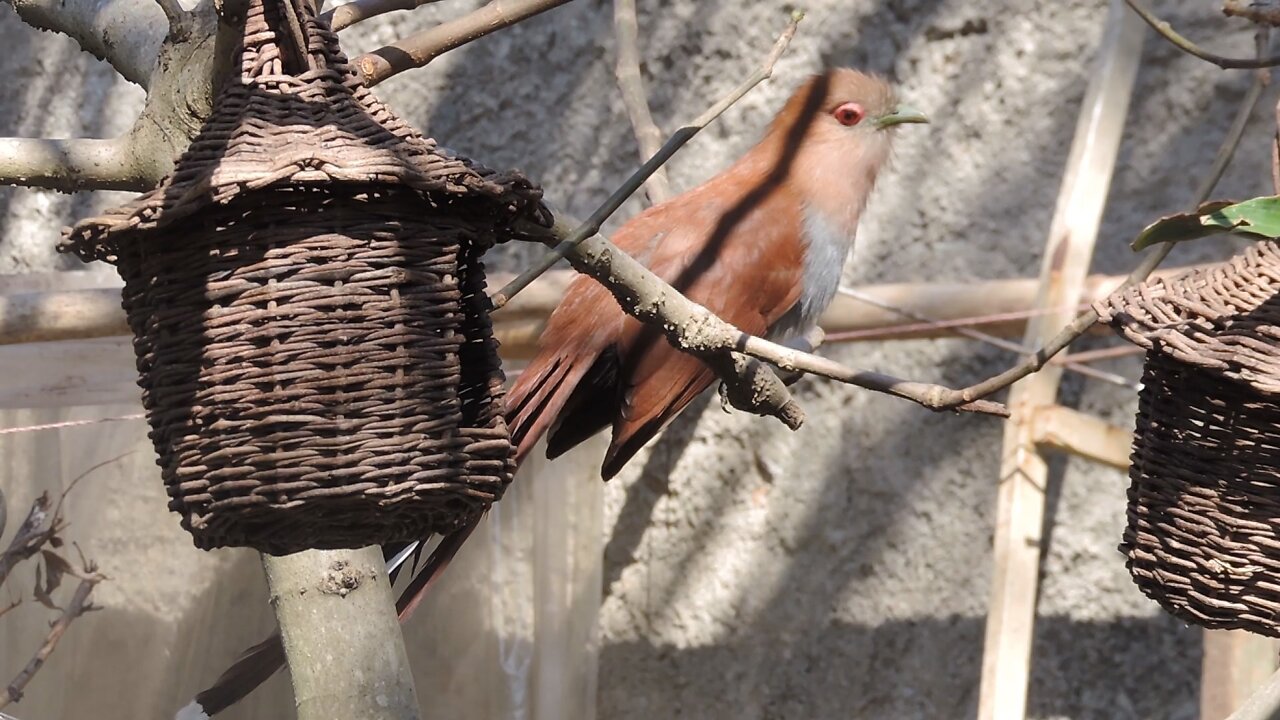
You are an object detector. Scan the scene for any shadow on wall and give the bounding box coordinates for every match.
[599,613,1200,720]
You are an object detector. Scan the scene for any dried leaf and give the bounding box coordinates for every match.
[1132,197,1280,250]
[32,564,56,610]
[41,550,72,594]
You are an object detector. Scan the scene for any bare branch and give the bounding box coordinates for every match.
[153,0,186,28]
[1224,0,1280,27]
[0,137,158,192]
[0,570,103,710]
[321,0,446,32]
[0,598,20,621]
[836,285,1138,389]
[0,494,56,590]
[930,24,1272,410]
[1125,0,1280,68]
[613,0,670,204]
[492,10,805,308]
[356,0,575,87]
[4,0,167,87]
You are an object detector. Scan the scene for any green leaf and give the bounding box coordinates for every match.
[1131,197,1280,251]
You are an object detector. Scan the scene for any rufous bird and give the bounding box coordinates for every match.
[507,68,925,479]
[182,67,925,719]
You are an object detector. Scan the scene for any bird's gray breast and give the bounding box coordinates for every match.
[768,208,857,341]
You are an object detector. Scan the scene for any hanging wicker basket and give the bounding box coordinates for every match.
[58,0,547,555]
[1096,241,1280,636]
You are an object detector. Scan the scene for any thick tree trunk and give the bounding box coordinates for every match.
[262,547,420,720]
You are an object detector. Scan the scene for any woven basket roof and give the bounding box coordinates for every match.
[61,0,546,263]
[1094,241,1280,397]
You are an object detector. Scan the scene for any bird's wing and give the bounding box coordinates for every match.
[600,183,807,478]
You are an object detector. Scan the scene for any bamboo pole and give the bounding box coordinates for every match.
[1205,631,1280,720]
[0,265,1199,350]
[977,5,1145,719]
[1029,405,1132,470]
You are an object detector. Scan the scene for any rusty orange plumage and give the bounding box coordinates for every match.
[507,68,927,478]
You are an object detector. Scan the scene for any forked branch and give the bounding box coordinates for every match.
[321,0,447,32]
[3,0,167,87]
[356,0,576,87]
[1125,0,1280,68]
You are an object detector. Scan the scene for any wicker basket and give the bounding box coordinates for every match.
[1096,241,1280,635]
[59,0,546,555]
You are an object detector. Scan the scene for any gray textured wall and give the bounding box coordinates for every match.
[1,0,1274,717]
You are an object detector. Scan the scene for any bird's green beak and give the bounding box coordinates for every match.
[875,105,929,130]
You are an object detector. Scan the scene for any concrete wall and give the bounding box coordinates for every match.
[2,0,1275,717]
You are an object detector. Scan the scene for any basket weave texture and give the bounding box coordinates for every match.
[1096,241,1280,636]
[59,0,546,554]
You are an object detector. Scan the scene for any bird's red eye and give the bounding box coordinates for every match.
[833,102,865,127]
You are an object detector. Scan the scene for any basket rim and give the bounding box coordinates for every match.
[1094,240,1280,398]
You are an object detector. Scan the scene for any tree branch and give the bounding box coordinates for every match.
[4,0,167,87]
[0,137,159,192]
[0,493,55,590]
[262,548,419,720]
[153,0,186,28]
[1223,0,1280,27]
[514,215,1007,418]
[0,570,103,710]
[491,10,805,308]
[1125,0,1280,68]
[356,0,575,87]
[321,0,446,32]
[613,0,670,205]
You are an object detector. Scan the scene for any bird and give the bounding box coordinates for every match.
[506,68,925,479]
[180,67,925,719]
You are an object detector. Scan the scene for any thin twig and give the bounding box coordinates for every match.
[1051,344,1144,365]
[321,0,447,32]
[356,0,575,87]
[613,0,671,205]
[0,571,103,710]
[1224,0,1280,27]
[928,23,1272,410]
[0,453,130,588]
[1125,0,1280,68]
[153,0,185,27]
[0,599,20,621]
[822,302,1092,343]
[0,495,54,590]
[491,10,805,309]
[836,286,1138,389]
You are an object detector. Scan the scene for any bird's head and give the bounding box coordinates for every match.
[764,68,926,215]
